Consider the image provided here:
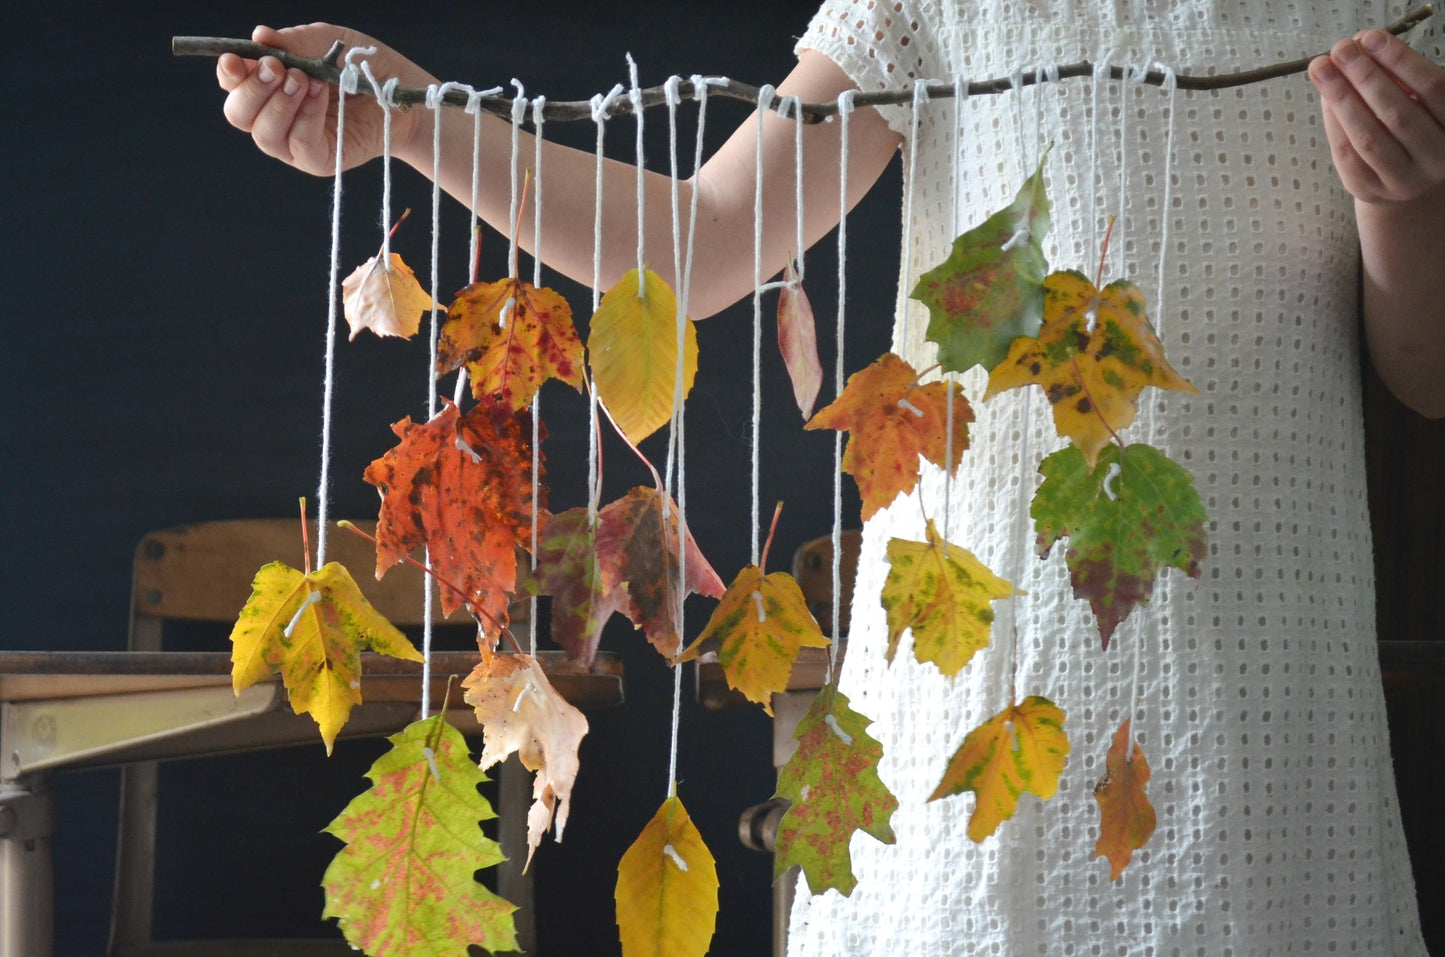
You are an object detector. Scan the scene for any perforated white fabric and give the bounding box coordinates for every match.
[788,2,1435,954]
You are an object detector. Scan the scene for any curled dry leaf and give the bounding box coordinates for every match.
[1093,717,1157,880]
[461,651,588,869]
[777,256,823,419]
[342,252,435,341]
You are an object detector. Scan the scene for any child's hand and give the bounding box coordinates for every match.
[1309,29,1445,206]
[216,24,437,176]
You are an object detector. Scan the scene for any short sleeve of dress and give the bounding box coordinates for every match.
[794,0,944,134]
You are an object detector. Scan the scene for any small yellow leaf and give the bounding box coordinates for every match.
[929,695,1070,841]
[615,795,719,957]
[882,519,1016,676]
[342,251,435,341]
[1093,717,1157,879]
[588,268,698,445]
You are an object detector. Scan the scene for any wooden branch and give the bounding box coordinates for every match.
[173,4,1432,125]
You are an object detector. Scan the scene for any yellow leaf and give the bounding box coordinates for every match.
[588,268,698,445]
[341,251,435,341]
[882,519,1016,676]
[228,560,422,754]
[929,695,1070,841]
[615,795,719,957]
[677,566,830,715]
[1093,717,1157,879]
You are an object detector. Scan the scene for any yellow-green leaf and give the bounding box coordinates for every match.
[588,268,698,445]
[677,566,830,715]
[1093,717,1157,880]
[881,519,1016,676]
[929,695,1070,841]
[322,713,517,956]
[228,560,422,753]
[615,795,719,957]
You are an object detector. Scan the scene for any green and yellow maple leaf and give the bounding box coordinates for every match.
[1032,443,1207,648]
[615,795,719,957]
[588,267,698,446]
[677,565,830,715]
[912,163,1050,374]
[1093,717,1157,880]
[929,695,1070,842]
[985,270,1197,467]
[773,685,897,896]
[228,560,421,754]
[805,353,973,521]
[882,519,1016,676]
[321,713,517,956]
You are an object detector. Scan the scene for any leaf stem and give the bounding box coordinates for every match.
[759,501,784,574]
[298,497,312,577]
[387,207,412,241]
[1094,216,1116,289]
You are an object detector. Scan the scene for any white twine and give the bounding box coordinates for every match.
[507,79,527,288]
[943,73,969,539]
[587,84,624,520]
[530,94,548,658]
[359,63,399,258]
[1089,50,1115,278]
[454,86,504,406]
[828,90,858,677]
[628,55,648,294]
[749,83,776,567]
[898,78,930,359]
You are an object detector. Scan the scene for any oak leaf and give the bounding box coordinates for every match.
[882,519,1016,676]
[321,713,517,956]
[596,486,726,659]
[615,795,719,957]
[805,353,972,521]
[912,163,1050,373]
[524,506,629,668]
[437,276,585,413]
[228,560,421,754]
[929,695,1070,842]
[341,251,435,341]
[362,400,542,638]
[1033,443,1207,648]
[772,685,897,896]
[985,270,1197,467]
[676,565,830,715]
[462,651,588,869]
[1093,717,1156,880]
[778,256,823,419]
[588,267,698,445]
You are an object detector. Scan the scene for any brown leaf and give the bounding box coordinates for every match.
[1093,717,1156,879]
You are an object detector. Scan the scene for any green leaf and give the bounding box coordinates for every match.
[322,714,517,956]
[773,685,897,896]
[1033,443,1208,648]
[911,163,1050,374]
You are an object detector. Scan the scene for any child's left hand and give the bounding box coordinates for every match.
[1309,28,1445,206]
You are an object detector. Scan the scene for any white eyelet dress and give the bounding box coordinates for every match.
[786,2,1434,954]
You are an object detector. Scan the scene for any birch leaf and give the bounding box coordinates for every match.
[881,519,1016,676]
[228,560,421,754]
[588,267,698,445]
[615,795,719,957]
[342,251,435,341]
[778,256,823,418]
[1093,717,1157,880]
[929,695,1070,842]
[321,713,517,956]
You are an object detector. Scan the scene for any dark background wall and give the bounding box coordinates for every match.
[0,1,897,954]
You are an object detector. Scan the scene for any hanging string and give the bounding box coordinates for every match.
[507,80,527,286]
[530,94,548,658]
[827,90,858,680]
[1089,50,1114,277]
[943,73,969,539]
[359,63,400,259]
[1117,63,1149,279]
[749,83,777,566]
[315,47,371,568]
[587,83,625,521]
[454,85,504,406]
[627,56,648,293]
[897,78,929,360]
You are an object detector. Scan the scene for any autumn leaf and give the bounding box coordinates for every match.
[912,163,1050,374]
[772,685,897,896]
[1093,717,1156,880]
[881,519,1016,676]
[676,565,830,715]
[805,352,972,521]
[437,276,585,413]
[588,267,698,445]
[615,795,719,957]
[461,651,588,869]
[595,486,726,659]
[341,251,435,341]
[362,400,542,637]
[929,695,1070,842]
[321,713,517,956]
[524,506,629,668]
[778,256,823,419]
[228,560,421,754]
[1033,443,1207,649]
[985,270,1197,467]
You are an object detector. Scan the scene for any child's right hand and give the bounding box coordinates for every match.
[216,24,438,176]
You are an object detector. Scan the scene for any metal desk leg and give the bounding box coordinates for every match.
[0,778,55,957]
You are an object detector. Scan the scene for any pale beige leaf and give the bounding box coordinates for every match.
[342,252,435,340]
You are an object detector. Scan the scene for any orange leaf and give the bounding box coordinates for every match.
[805,353,973,520]
[437,277,585,413]
[1093,717,1157,879]
[341,251,434,341]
